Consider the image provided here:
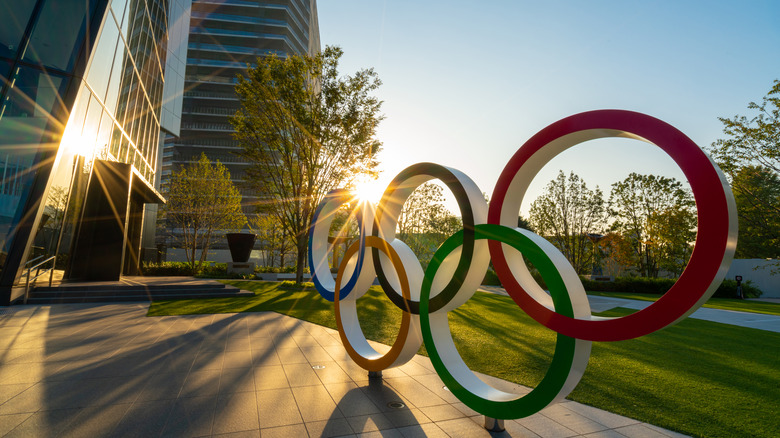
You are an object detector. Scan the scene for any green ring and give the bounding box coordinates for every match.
[420,223,577,419]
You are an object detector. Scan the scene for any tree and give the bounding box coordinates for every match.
[728,165,780,258]
[528,171,607,274]
[597,232,634,277]
[709,80,780,261]
[609,173,695,277]
[165,154,246,274]
[231,46,383,283]
[397,182,462,269]
[249,214,294,268]
[646,206,697,277]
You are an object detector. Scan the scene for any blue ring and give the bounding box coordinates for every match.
[308,189,367,301]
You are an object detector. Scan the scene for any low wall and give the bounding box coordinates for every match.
[165,248,289,266]
[725,259,779,298]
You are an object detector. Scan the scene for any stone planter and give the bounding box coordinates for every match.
[226,233,256,263]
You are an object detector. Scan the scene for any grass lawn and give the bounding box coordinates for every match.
[586,290,780,316]
[148,281,780,438]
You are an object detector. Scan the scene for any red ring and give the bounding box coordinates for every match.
[488,110,736,342]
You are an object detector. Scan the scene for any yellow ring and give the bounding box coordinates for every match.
[335,236,419,371]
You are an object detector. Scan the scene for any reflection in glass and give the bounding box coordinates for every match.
[86,12,121,102]
[24,0,99,72]
[0,2,36,59]
[0,67,68,268]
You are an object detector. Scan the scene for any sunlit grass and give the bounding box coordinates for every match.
[147,281,780,437]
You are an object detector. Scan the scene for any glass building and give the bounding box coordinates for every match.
[0,0,189,305]
[160,0,319,249]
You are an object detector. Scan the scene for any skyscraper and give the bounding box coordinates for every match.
[160,0,320,249]
[0,0,188,305]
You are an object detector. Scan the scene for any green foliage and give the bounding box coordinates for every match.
[164,154,246,274]
[714,279,763,298]
[609,173,695,277]
[579,276,761,298]
[710,80,780,261]
[729,165,780,258]
[249,214,294,268]
[482,269,501,286]
[529,171,607,274]
[231,46,383,283]
[397,182,462,269]
[141,261,194,276]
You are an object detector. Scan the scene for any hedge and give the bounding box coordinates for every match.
[481,269,762,298]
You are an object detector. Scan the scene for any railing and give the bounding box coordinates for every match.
[24,255,56,304]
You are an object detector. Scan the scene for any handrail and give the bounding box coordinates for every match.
[24,255,56,304]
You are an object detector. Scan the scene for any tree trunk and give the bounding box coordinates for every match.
[295,233,307,283]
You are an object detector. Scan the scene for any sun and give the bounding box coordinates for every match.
[353,175,385,204]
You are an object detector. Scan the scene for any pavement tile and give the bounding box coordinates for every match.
[256,388,303,427]
[418,403,466,422]
[383,376,447,408]
[160,395,216,437]
[305,417,355,437]
[397,422,450,438]
[409,373,460,404]
[517,412,579,437]
[313,361,353,385]
[212,429,260,437]
[135,372,188,401]
[300,345,332,363]
[58,402,131,438]
[326,381,382,417]
[503,419,543,437]
[253,365,290,391]
[111,398,176,437]
[582,430,630,438]
[558,400,641,429]
[192,349,225,371]
[541,403,610,434]
[212,390,260,434]
[0,414,30,435]
[383,409,432,428]
[180,369,221,398]
[0,382,36,406]
[276,347,308,364]
[292,384,343,422]
[251,346,281,367]
[283,362,322,387]
[356,429,403,438]
[2,408,78,438]
[260,422,309,438]
[437,417,497,437]
[345,413,395,433]
[219,366,255,394]
[358,381,413,414]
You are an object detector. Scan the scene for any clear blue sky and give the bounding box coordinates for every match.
[318,1,780,215]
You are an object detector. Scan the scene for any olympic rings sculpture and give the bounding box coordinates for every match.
[308,109,738,419]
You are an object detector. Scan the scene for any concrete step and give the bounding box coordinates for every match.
[27,282,254,304]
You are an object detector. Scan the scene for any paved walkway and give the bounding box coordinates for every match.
[0,303,689,438]
[478,286,780,333]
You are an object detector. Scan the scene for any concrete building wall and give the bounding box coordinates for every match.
[726,259,780,297]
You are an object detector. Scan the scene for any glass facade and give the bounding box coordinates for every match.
[0,0,184,305]
[160,0,319,248]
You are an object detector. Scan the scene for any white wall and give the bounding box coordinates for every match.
[726,259,780,298]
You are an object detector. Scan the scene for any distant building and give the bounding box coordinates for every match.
[0,0,189,305]
[159,0,320,250]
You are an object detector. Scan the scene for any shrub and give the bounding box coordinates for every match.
[141,261,195,276]
[256,265,298,273]
[713,279,762,298]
